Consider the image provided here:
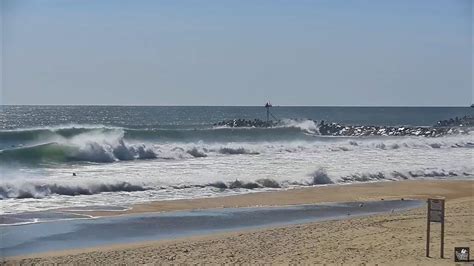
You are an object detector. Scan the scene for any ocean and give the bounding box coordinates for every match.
[1,106,473,216]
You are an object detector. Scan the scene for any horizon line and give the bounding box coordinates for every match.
[0,104,472,108]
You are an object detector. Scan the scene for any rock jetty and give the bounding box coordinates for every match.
[214,116,473,137]
[316,121,465,137]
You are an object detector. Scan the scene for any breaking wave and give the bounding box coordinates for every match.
[279,119,320,134]
[0,124,317,146]
[310,168,334,184]
[1,130,473,165]
[0,140,157,163]
[2,168,470,199]
[0,182,148,199]
[218,147,259,155]
[305,167,472,185]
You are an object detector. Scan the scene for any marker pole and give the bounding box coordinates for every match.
[426,200,430,257]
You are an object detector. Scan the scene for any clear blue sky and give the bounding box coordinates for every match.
[1,0,472,106]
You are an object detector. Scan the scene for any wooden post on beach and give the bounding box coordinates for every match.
[426,200,431,257]
[426,198,445,258]
[440,199,445,258]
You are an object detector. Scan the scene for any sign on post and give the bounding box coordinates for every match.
[454,247,470,262]
[426,198,445,258]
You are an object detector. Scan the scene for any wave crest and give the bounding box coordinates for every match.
[0,130,157,163]
[0,182,148,199]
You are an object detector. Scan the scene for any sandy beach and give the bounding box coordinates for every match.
[3,180,473,265]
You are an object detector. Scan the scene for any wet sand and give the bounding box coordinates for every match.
[1,200,422,257]
[3,180,473,265]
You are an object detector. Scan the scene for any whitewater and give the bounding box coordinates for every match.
[1,106,473,215]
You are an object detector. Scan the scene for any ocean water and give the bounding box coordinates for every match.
[0,106,473,215]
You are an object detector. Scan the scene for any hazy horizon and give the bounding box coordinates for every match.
[1,0,473,106]
[1,104,472,107]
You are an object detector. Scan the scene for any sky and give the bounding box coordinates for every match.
[0,0,472,106]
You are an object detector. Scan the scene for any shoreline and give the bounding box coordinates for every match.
[3,180,473,264]
[71,179,473,217]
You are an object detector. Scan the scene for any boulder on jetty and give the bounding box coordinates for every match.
[214,119,277,128]
[214,116,472,137]
[435,115,473,127]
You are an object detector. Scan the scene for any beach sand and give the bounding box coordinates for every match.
[3,180,473,265]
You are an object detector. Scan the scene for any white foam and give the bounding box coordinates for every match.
[279,119,320,134]
[1,132,472,214]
